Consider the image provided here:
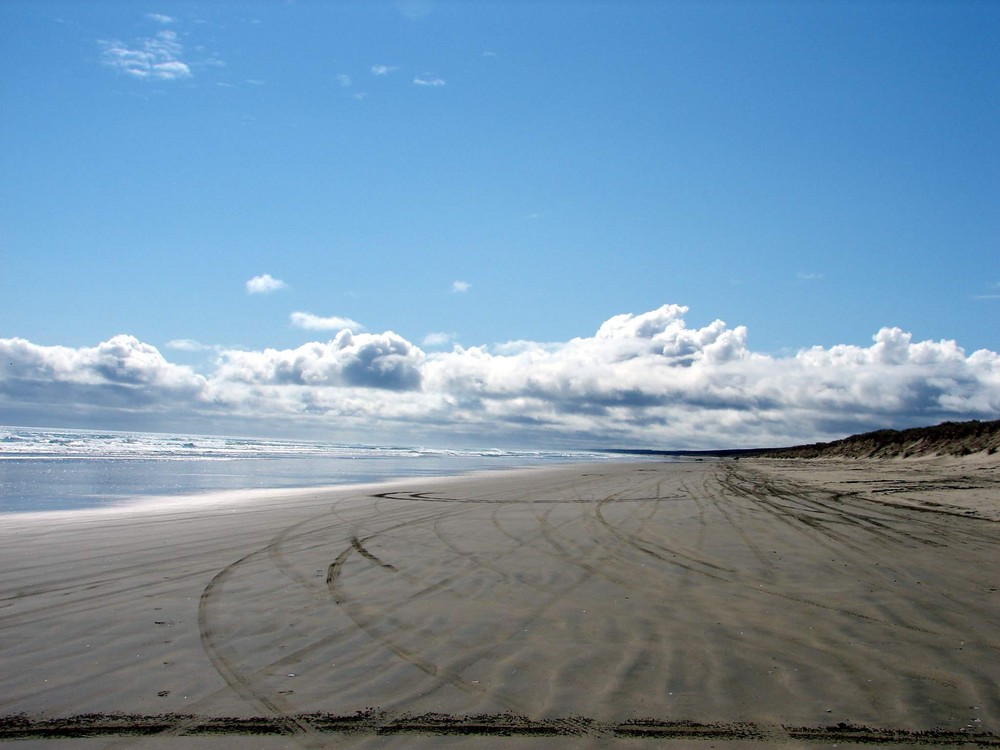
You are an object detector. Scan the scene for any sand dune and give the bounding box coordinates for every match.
[759,418,1000,459]
[1,459,997,748]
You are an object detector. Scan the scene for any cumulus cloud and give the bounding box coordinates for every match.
[290,312,363,331]
[0,336,207,424]
[100,29,192,81]
[3,305,998,448]
[246,274,288,294]
[451,280,471,293]
[0,335,202,389]
[214,330,423,391]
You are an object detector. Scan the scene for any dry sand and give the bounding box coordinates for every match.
[0,458,997,748]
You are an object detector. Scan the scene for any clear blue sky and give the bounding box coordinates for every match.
[1,1,998,448]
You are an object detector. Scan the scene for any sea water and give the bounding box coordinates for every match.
[0,426,631,513]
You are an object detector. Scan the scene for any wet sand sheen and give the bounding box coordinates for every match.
[0,460,997,748]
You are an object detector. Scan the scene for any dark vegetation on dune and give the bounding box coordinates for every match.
[758,419,1000,459]
[610,419,1000,460]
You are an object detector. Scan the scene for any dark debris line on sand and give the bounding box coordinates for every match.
[0,712,997,745]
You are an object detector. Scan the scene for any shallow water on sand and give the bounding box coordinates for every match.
[0,426,635,512]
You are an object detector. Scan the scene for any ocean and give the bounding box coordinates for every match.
[0,426,635,513]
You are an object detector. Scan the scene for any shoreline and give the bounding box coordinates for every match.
[0,447,649,515]
[0,464,555,523]
[1,459,997,747]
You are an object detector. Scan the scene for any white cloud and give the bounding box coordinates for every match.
[246,273,288,294]
[215,330,422,391]
[3,305,998,449]
[166,339,213,352]
[146,13,175,24]
[797,271,824,281]
[336,73,352,87]
[371,65,398,76]
[1,335,203,388]
[100,29,192,81]
[414,75,445,87]
[423,332,454,347]
[152,60,192,79]
[451,280,471,293]
[290,312,363,331]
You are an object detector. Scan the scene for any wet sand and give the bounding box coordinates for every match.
[0,459,997,748]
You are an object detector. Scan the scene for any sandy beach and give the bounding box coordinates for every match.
[1,458,997,748]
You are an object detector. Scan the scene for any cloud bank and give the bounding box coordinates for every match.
[2,305,998,448]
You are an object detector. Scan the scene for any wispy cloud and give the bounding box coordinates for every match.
[145,13,175,24]
[290,312,363,331]
[971,281,1000,300]
[371,64,398,76]
[451,280,471,293]
[396,0,434,21]
[336,73,352,87]
[414,75,445,87]
[166,339,214,352]
[246,274,288,294]
[796,271,824,281]
[99,29,192,81]
[423,332,455,347]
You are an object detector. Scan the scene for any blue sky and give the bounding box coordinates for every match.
[1,1,998,448]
